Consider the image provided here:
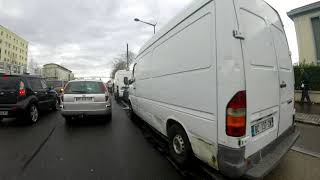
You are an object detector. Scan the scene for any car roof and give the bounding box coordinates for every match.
[0,74,43,79]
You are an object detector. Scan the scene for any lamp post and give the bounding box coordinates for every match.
[134,18,156,34]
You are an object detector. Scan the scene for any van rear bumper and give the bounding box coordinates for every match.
[244,127,300,179]
[217,126,300,179]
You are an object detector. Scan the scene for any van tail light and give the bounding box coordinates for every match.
[226,91,246,137]
[19,81,26,97]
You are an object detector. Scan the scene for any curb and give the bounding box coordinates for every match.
[295,118,320,126]
[295,113,320,126]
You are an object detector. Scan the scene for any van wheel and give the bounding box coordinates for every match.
[168,124,192,166]
[28,104,39,123]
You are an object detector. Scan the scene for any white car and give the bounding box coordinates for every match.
[128,0,299,179]
[60,80,111,123]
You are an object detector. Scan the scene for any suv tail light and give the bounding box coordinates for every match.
[226,91,246,137]
[19,81,26,97]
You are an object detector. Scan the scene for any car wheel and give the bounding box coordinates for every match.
[168,124,192,166]
[28,104,39,123]
[53,98,60,111]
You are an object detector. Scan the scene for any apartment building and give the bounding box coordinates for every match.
[0,25,28,74]
[42,63,74,81]
[288,2,320,65]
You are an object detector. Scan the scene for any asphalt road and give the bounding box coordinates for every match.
[0,99,319,180]
[0,100,182,180]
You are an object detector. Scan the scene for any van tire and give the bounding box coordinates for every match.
[168,124,192,166]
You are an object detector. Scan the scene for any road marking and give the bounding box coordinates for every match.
[22,126,57,171]
[291,146,320,158]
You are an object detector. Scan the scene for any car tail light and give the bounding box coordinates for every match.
[19,81,26,97]
[226,91,246,137]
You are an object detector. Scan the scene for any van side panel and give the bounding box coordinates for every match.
[133,2,218,168]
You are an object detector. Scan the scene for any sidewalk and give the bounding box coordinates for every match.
[295,103,320,126]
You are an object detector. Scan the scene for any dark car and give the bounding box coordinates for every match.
[0,74,59,123]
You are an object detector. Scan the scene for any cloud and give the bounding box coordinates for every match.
[0,0,315,78]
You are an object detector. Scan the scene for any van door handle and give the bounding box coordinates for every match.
[280,83,287,88]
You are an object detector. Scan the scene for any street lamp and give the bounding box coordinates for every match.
[134,18,157,34]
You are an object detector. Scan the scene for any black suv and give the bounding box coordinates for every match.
[0,74,59,123]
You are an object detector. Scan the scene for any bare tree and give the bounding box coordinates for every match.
[110,51,135,79]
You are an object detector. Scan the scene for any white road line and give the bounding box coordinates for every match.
[291,146,320,158]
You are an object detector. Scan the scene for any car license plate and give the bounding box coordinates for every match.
[0,111,8,116]
[75,97,93,102]
[251,117,274,137]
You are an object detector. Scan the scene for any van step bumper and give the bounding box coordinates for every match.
[244,127,300,179]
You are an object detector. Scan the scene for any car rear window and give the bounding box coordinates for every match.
[64,81,105,94]
[0,76,20,91]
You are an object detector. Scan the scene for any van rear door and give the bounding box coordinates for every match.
[270,26,295,136]
[234,0,293,157]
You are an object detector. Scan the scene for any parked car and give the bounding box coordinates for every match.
[60,80,112,123]
[0,74,59,123]
[128,0,300,179]
[114,70,131,100]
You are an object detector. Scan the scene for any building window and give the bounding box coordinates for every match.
[311,17,320,65]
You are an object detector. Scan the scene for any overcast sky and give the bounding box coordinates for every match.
[0,0,318,78]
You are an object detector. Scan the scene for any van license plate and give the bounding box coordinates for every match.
[0,111,8,116]
[252,118,274,137]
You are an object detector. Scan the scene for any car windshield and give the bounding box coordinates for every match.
[64,81,104,94]
[0,77,20,91]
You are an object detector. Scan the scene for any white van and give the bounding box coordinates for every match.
[129,0,300,179]
[114,70,132,99]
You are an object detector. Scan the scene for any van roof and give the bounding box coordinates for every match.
[137,0,212,57]
[137,0,281,58]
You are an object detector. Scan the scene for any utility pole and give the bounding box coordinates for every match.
[127,43,129,71]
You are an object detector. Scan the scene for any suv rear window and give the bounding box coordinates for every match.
[64,81,105,94]
[0,77,20,91]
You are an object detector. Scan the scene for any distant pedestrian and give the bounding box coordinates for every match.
[300,69,312,104]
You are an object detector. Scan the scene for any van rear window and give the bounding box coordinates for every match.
[64,81,105,94]
[0,77,20,91]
